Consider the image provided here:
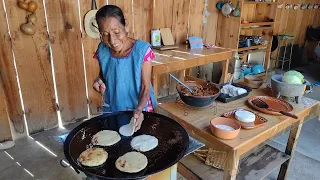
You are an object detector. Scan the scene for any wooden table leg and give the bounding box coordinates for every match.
[277,120,304,180]
[220,59,230,84]
[223,150,239,180]
[177,162,202,180]
[264,49,271,79]
[185,68,192,76]
[152,74,158,99]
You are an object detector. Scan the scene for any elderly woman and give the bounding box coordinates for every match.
[92,5,157,131]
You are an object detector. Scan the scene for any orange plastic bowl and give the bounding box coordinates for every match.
[210,117,241,140]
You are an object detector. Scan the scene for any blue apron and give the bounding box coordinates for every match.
[97,40,157,113]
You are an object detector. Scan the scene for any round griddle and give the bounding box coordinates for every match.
[63,111,189,180]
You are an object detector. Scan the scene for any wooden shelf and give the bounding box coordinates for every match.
[238,44,269,52]
[241,26,273,31]
[241,22,274,28]
[244,1,278,4]
[238,48,269,56]
[180,145,290,180]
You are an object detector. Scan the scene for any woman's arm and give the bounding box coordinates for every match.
[93,54,106,94]
[134,61,152,130]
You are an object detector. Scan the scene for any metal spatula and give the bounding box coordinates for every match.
[252,98,298,119]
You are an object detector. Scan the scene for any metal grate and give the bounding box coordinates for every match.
[175,97,217,116]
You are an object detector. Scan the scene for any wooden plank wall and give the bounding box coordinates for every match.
[152,0,191,96]
[200,0,220,82]
[109,0,134,37]
[0,0,210,141]
[133,0,153,42]
[6,0,313,139]
[169,0,191,95]
[1,0,318,140]
[45,0,88,124]
[0,1,25,137]
[273,0,320,45]
[152,0,172,97]
[0,79,12,142]
[5,0,58,134]
[215,0,241,49]
[80,0,107,115]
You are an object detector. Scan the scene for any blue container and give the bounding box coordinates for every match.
[245,39,251,47]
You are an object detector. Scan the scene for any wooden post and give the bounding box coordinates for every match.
[220,59,230,84]
[185,68,192,77]
[277,120,304,180]
[177,162,202,180]
[152,74,158,99]
[223,150,239,180]
[264,49,271,79]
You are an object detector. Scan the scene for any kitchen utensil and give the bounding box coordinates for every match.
[271,74,306,103]
[245,38,251,47]
[170,73,194,95]
[232,1,241,17]
[285,4,292,9]
[243,75,263,89]
[234,68,242,80]
[248,96,294,115]
[227,73,234,84]
[63,111,189,180]
[252,36,262,45]
[221,1,235,18]
[293,4,299,10]
[251,64,265,75]
[176,81,220,107]
[216,1,225,10]
[252,98,298,119]
[210,117,241,139]
[223,109,268,129]
[301,3,307,9]
[242,66,252,76]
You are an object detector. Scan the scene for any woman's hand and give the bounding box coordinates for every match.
[133,109,144,132]
[93,77,105,94]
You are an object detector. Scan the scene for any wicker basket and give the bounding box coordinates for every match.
[193,148,227,170]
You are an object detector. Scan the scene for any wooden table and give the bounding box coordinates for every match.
[151,45,235,98]
[157,87,320,180]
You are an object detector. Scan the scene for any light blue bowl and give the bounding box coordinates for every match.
[251,64,265,75]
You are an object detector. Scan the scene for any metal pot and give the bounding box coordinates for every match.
[177,81,220,107]
[221,1,235,18]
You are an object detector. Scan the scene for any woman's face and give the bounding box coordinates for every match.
[98,17,127,52]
